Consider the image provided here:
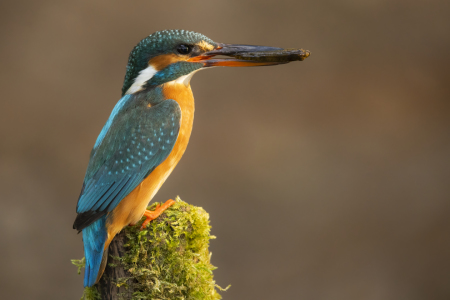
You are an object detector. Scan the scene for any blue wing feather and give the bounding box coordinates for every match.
[74,96,181,230]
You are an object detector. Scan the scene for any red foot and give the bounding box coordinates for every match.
[140,199,175,230]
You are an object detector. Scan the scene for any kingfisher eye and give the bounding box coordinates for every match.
[177,44,192,55]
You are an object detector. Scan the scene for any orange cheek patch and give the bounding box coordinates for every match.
[187,55,212,62]
[149,54,184,71]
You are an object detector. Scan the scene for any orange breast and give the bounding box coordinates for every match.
[105,83,195,247]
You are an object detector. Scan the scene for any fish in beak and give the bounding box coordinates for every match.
[188,43,310,67]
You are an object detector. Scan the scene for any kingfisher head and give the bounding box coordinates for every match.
[122,29,309,95]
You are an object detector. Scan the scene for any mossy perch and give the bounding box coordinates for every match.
[72,198,228,300]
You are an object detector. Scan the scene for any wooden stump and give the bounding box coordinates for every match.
[97,231,134,300]
[75,199,226,300]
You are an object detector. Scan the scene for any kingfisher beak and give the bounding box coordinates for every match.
[188,43,310,67]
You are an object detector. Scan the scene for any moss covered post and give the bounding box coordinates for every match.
[73,198,227,300]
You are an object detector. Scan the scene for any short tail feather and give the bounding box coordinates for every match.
[82,216,108,287]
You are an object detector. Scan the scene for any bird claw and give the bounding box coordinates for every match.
[140,199,175,230]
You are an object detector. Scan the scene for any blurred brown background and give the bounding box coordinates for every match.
[1,0,449,299]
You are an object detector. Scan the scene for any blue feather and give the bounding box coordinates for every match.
[82,216,107,287]
[76,98,181,218]
[94,94,132,149]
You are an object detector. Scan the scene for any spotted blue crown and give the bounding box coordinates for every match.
[122,30,216,95]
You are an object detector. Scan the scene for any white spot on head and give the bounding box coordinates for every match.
[126,65,158,94]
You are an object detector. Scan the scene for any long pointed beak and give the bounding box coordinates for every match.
[188,43,310,67]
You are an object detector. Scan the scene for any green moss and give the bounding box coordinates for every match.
[73,197,228,300]
[80,286,101,300]
[71,257,86,275]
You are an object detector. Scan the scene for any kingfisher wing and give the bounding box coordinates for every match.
[73,97,181,231]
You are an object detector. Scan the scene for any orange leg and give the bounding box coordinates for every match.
[129,204,160,226]
[140,199,175,230]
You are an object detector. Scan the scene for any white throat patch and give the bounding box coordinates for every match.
[166,69,201,87]
[126,66,203,94]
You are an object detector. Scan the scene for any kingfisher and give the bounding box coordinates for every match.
[73,29,309,287]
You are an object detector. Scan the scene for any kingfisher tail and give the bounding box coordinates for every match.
[82,216,108,287]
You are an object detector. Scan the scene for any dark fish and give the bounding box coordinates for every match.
[233,49,311,62]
